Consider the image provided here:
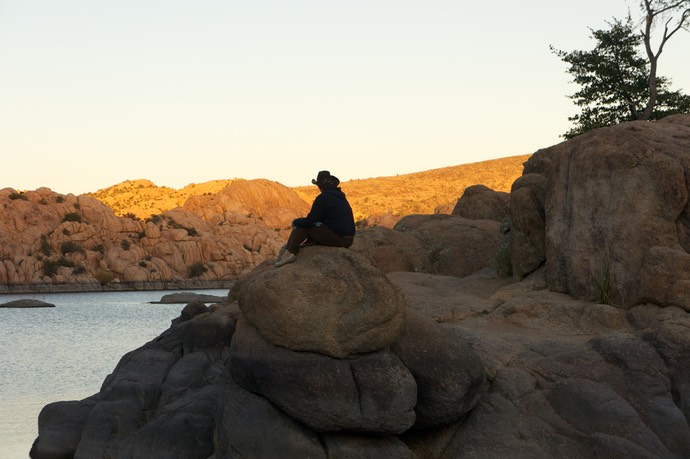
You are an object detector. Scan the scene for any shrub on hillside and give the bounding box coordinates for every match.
[43,260,58,276]
[60,241,83,254]
[188,262,208,278]
[9,192,28,201]
[62,212,82,223]
[40,235,52,257]
[95,268,116,285]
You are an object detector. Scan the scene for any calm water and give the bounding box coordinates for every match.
[0,289,228,459]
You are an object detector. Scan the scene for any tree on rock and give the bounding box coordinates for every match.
[552,1,690,139]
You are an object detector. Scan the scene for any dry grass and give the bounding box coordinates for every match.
[87,178,239,219]
[89,155,530,222]
[295,154,530,221]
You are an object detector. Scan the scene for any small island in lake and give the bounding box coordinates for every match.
[0,299,56,308]
[150,292,227,304]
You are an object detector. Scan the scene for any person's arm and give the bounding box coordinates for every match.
[293,194,325,228]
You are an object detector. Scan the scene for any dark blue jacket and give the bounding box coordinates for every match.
[293,188,356,237]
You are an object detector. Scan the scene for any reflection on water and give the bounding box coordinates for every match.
[0,289,227,459]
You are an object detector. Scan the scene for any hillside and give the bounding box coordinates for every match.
[295,154,529,221]
[91,155,530,221]
[86,179,240,219]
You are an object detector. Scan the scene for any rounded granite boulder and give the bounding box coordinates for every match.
[236,246,406,359]
[230,318,417,434]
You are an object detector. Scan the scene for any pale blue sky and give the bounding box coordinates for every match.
[1,1,688,194]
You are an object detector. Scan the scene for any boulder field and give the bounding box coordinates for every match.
[30,115,690,458]
[0,179,307,292]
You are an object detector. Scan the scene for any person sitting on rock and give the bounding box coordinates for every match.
[275,170,356,267]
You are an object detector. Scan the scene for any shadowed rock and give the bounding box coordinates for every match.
[511,115,690,307]
[452,184,511,222]
[391,309,486,430]
[394,214,502,278]
[230,318,417,433]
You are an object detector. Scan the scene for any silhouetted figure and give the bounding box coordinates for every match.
[275,170,356,267]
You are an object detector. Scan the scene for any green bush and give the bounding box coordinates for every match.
[57,257,74,268]
[60,241,83,254]
[40,235,52,256]
[188,262,208,278]
[147,214,162,224]
[9,192,28,201]
[120,239,131,250]
[43,260,58,276]
[592,249,615,305]
[62,212,82,223]
[41,257,75,276]
[495,238,512,277]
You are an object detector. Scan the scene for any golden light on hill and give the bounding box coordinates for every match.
[89,155,529,222]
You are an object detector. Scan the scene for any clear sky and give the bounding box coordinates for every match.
[1,1,689,195]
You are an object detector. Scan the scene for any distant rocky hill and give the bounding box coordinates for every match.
[0,181,306,292]
[86,179,239,220]
[89,155,530,222]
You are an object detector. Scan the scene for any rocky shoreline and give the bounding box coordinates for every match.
[0,279,235,295]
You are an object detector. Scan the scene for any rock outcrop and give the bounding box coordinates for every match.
[236,247,405,358]
[452,184,511,222]
[31,247,486,458]
[0,299,55,308]
[510,115,690,308]
[351,212,505,278]
[0,180,308,292]
[391,268,690,459]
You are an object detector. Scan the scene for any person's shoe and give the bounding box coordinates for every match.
[275,252,297,267]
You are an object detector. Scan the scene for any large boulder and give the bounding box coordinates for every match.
[510,115,690,307]
[389,270,690,459]
[509,172,547,278]
[394,214,503,278]
[452,184,511,222]
[230,318,417,433]
[350,226,429,273]
[391,309,486,430]
[30,397,98,459]
[236,246,406,358]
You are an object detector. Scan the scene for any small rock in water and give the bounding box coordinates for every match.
[0,299,56,308]
[151,292,227,304]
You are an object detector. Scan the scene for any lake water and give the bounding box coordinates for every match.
[0,289,229,459]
